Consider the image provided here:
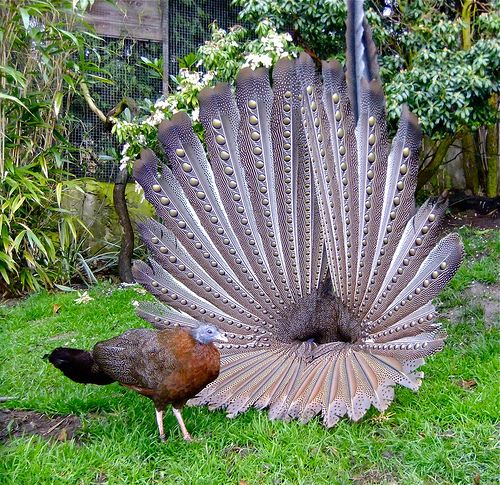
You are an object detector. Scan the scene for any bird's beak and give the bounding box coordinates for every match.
[216,331,229,342]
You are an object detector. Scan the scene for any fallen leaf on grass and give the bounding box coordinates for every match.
[457,379,477,390]
[53,304,60,314]
[57,428,68,441]
[223,445,255,457]
[439,429,456,438]
[371,411,395,423]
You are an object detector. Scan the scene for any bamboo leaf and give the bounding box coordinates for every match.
[54,283,77,292]
[12,230,27,252]
[56,182,63,208]
[0,93,30,111]
[19,8,30,31]
[53,92,64,117]
[23,227,48,258]
[0,266,10,284]
[10,195,26,215]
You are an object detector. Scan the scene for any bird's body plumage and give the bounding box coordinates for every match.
[47,325,226,440]
[93,328,220,410]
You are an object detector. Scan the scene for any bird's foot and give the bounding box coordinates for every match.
[182,432,193,442]
[159,433,166,442]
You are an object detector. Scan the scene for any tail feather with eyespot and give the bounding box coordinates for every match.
[130,0,464,426]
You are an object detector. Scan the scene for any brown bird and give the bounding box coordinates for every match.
[45,324,228,441]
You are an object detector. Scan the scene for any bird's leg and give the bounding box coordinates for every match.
[172,407,192,441]
[155,408,165,441]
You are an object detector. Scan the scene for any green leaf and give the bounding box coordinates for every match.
[0,266,10,284]
[0,66,27,87]
[53,92,64,117]
[12,230,27,253]
[18,8,30,31]
[56,182,63,208]
[0,92,30,111]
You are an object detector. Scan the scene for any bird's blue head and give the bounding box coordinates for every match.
[192,324,228,344]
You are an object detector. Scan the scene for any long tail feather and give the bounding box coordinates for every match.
[132,0,464,428]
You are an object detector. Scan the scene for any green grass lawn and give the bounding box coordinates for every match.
[1,227,498,485]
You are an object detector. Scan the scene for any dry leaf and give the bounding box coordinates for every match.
[239,481,249,485]
[57,427,68,441]
[458,379,477,390]
[439,429,456,438]
[372,411,395,423]
[53,304,61,314]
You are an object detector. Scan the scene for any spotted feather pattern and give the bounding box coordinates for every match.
[132,2,464,427]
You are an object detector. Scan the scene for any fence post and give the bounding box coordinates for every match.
[160,0,169,94]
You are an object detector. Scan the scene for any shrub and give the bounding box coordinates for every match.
[0,0,96,294]
[111,23,299,171]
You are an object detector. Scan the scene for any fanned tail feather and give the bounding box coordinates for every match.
[132,1,464,427]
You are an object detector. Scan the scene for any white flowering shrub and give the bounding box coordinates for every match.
[111,22,299,170]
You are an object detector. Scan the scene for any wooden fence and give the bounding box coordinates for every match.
[86,0,169,91]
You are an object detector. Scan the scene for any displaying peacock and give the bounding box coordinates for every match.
[131,0,464,427]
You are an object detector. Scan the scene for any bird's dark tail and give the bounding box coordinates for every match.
[44,348,115,385]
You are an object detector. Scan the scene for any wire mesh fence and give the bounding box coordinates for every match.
[70,0,241,182]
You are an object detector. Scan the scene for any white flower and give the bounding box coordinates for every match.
[261,54,273,67]
[119,155,130,171]
[192,108,200,121]
[144,109,166,127]
[152,109,165,123]
[74,291,94,305]
[179,69,202,85]
[154,99,169,110]
[121,142,130,155]
[132,300,140,307]
[202,71,214,84]
[243,53,274,70]
[137,134,146,145]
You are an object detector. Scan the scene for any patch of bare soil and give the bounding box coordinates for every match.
[445,281,500,326]
[352,470,398,484]
[0,409,81,443]
[443,210,499,232]
[466,282,500,326]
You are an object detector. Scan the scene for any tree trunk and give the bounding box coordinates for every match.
[113,167,135,283]
[81,82,137,282]
[485,94,499,197]
[417,136,454,192]
[461,130,480,195]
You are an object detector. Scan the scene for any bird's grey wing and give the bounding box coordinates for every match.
[92,328,177,390]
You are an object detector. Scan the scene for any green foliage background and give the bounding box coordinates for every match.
[235,0,499,138]
[0,0,114,294]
